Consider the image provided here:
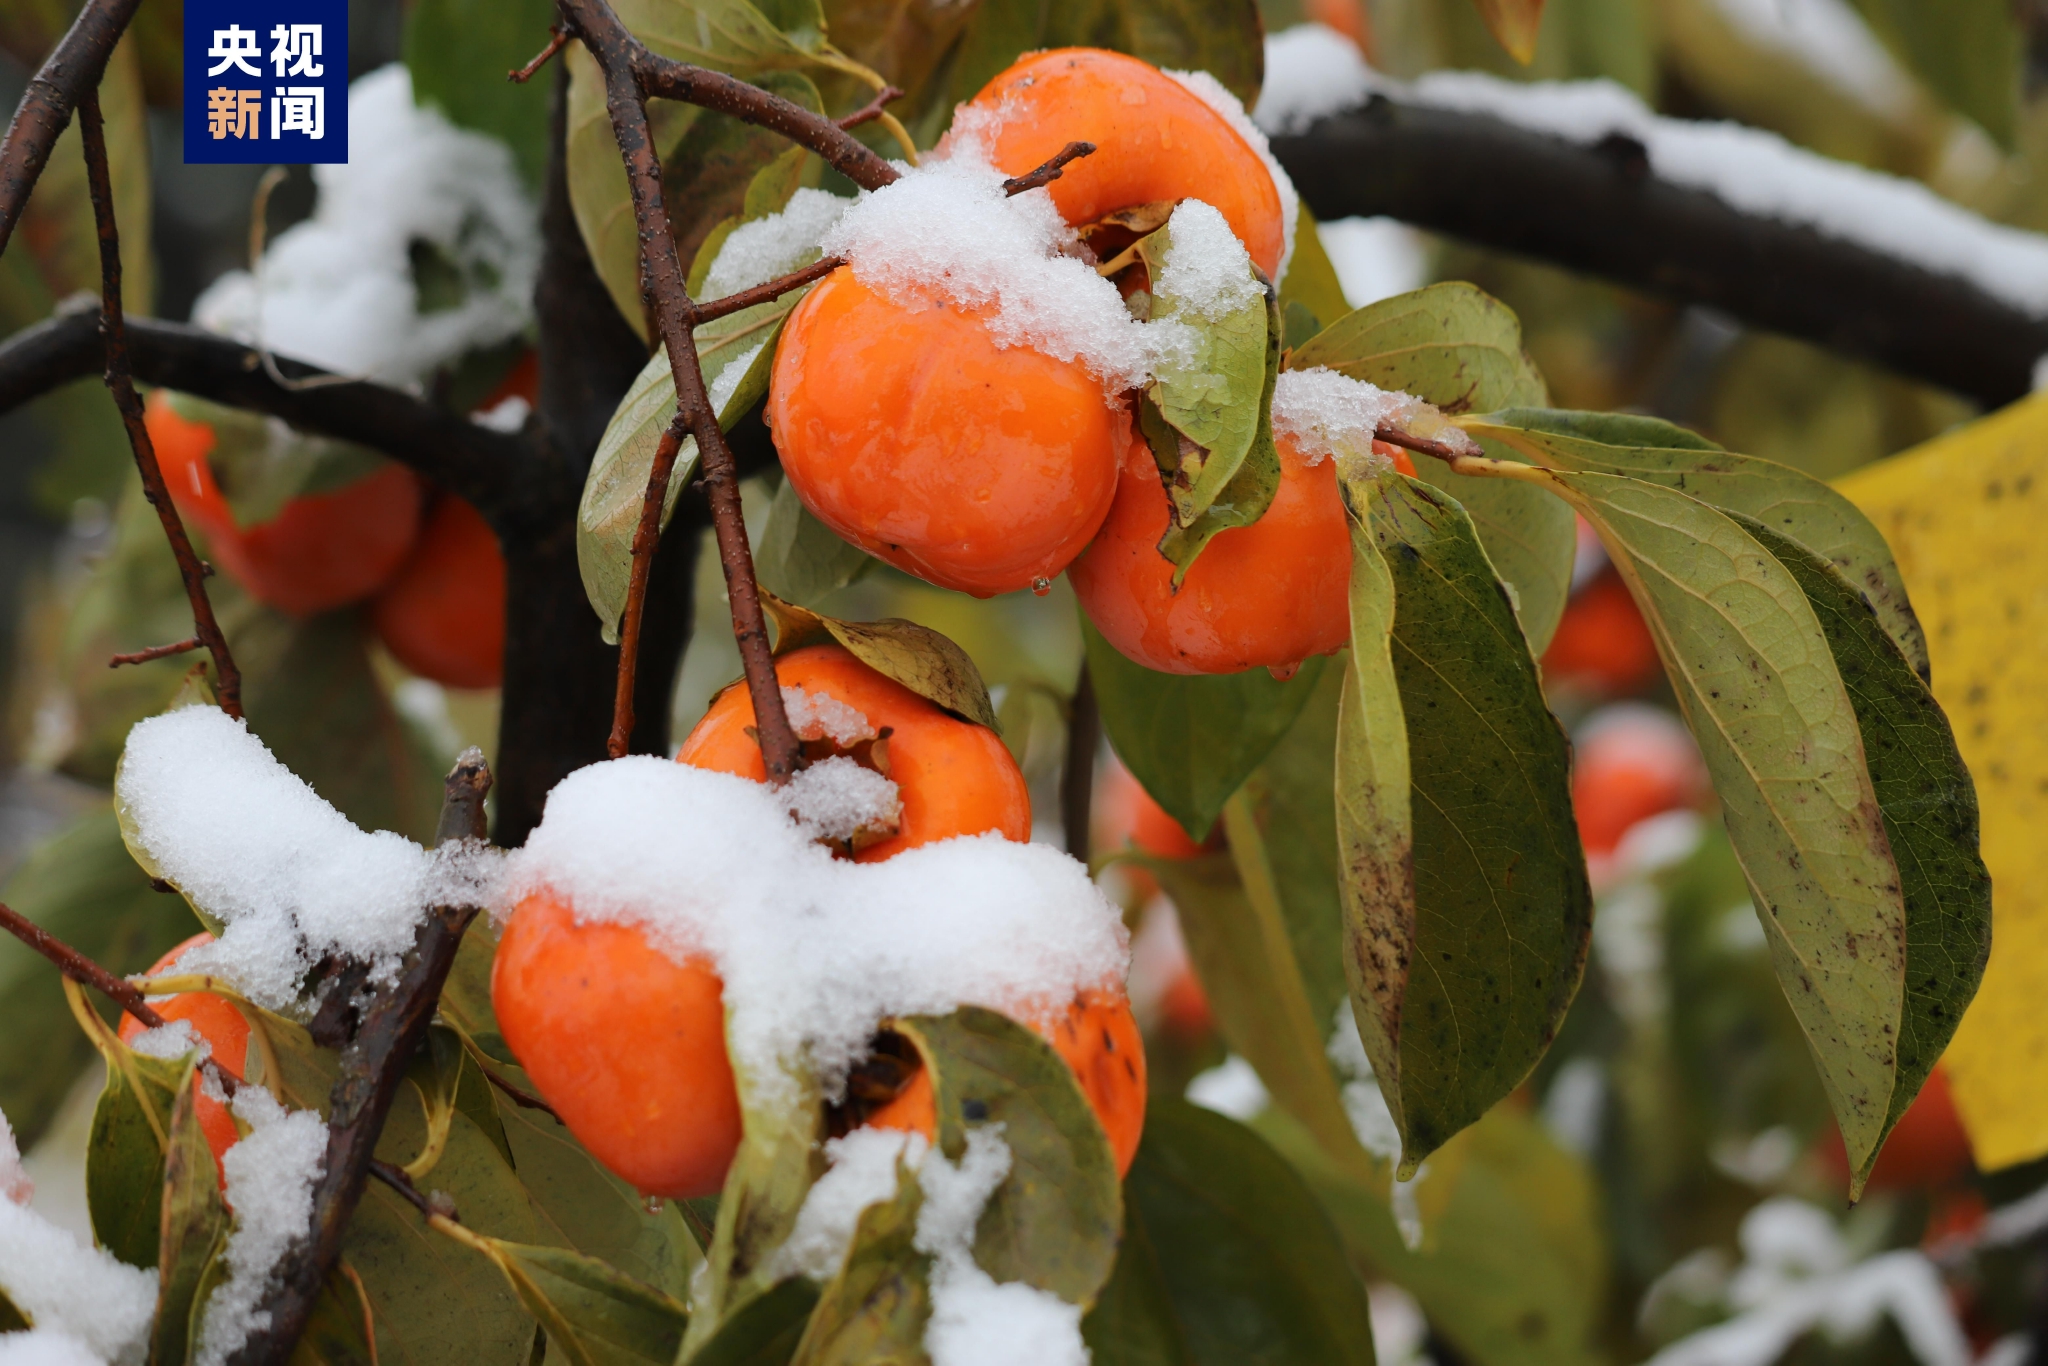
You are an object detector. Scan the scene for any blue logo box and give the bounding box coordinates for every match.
[183,0,349,164]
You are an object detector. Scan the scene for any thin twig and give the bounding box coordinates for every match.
[472,1059,560,1119]
[510,26,570,83]
[690,256,843,326]
[837,85,904,130]
[110,637,200,668]
[367,1160,442,1221]
[1373,425,1466,463]
[0,0,140,255]
[79,92,244,718]
[0,900,167,1031]
[608,414,690,758]
[1003,141,1096,195]
[564,0,805,784]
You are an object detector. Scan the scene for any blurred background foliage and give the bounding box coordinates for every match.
[0,0,2043,1360]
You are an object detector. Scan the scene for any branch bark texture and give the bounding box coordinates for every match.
[0,0,138,256]
[1268,97,2048,408]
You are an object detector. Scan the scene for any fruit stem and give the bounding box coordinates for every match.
[1003,140,1098,195]
[508,24,570,84]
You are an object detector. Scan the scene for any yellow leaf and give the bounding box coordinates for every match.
[1466,0,1545,64]
[1837,394,2048,1170]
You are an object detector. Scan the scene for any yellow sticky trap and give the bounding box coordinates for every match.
[1837,393,2048,1171]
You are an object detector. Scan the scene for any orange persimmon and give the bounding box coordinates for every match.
[369,494,506,689]
[118,933,250,1174]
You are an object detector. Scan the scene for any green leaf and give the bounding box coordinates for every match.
[755,477,875,607]
[1737,518,1991,1193]
[687,1277,820,1366]
[1083,617,1328,841]
[1548,469,1906,1171]
[1337,473,1591,1171]
[1133,208,1282,575]
[1290,284,1573,655]
[1467,0,1545,63]
[440,920,513,1064]
[0,807,196,1147]
[1278,210,1353,347]
[580,305,798,643]
[689,147,821,298]
[1082,1099,1376,1366]
[404,0,557,187]
[893,1007,1122,1302]
[154,1077,229,1366]
[763,595,1000,730]
[87,1041,191,1269]
[479,1240,690,1366]
[1463,407,1930,683]
[1843,0,2019,145]
[786,1165,927,1364]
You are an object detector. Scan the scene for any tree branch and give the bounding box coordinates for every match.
[231,752,493,1366]
[0,0,138,256]
[1061,663,1098,862]
[0,900,168,1031]
[80,92,243,718]
[1268,97,2048,408]
[607,414,690,757]
[560,0,805,784]
[0,307,545,530]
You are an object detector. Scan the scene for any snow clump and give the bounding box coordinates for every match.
[1271,367,1473,474]
[0,1331,114,1366]
[1149,198,1264,320]
[782,757,902,846]
[781,685,874,747]
[117,708,503,1010]
[501,757,1129,1102]
[127,1018,212,1067]
[1163,66,1301,285]
[0,1173,156,1364]
[194,66,538,386]
[0,1109,28,1207]
[700,188,850,300]
[192,1087,329,1366]
[770,1126,929,1281]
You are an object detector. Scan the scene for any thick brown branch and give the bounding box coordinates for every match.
[608,415,690,758]
[110,636,200,668]
[690,256,844,326]
[510,26,570,83]
[0,900,167,1031]
[229,754,493,1366]
[625,47,900,193]
[1003,141,1096,195]
[0,0,139,256]
[563,0,804,784]
[837,85,905,131]
[80,93,244,718]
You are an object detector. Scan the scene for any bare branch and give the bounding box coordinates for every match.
[0,900,168,1032]
[690,255,843,325]
[1373,426,1466,463]
[510,26,570,84]
[560,0,805,784]
[110,636,200,668]
[80,92,244,718]
[1003,141,1096,196]
[0,0,139,255]
[609,414,691,759]
[1061,664,1098,862]
[837,85,905,131]
[230,753,494,1366]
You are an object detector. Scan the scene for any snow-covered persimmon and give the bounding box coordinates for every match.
[678,643,1030,861]
[491,890,742,1199]
[767,269,1123,598]
[146,391,426,618]
[954,48,1290,279]
[866,987,1148,1176]
[118,933,250,1175]
[369,494,506,689]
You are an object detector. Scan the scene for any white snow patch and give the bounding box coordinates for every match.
[1162,67,1301,286]
[193,66,537,386]
[1271,367,1470,472]
[1707,0,1913,118]
[117,710,504,1010]
[772,1126,928,1281]
[1185,1054,1270,1121]
[1317,217,1429,308]
[1327,1004,1428,1250]
[127,1019,212,1067]
[0,1110,29,1207]
[1151,199,1263,320]
[701,188,850,300]
[503,758,1127,1102]
[782,686,874,747]
[0,1197,155,1365]
[783,757,902,845]
[0,1331,109,1366]
[193,1088,328,1366]
[1255,23,2048,317]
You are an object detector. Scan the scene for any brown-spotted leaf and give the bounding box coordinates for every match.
[762,592,1000,730]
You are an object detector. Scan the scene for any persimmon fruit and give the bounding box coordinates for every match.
[369,493,506,689]
[1544,564,1662,696]
[956,49,1289,279]
[1571,708,1707,856]
[679,643,1031,861]
[491,891,743,1199]
[1093,758,1211,860]
[118,932,250,1174]
[768,269,1123,598]
[1071,428,1367,676]
[146,391,426,617]
[867,987,1148,1177]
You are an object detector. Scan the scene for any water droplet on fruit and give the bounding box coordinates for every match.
[1031,577,1052,596]
[1267,661,1301,682]
[643,1195,665,1216]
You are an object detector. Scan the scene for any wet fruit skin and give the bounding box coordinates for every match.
[118,933,250,1175]
[679,643,1031,861]
[958,49,1289,279]
[369,494,506,689]
[1071,428,1356,676]
[768,269,1123,598]
[146,391,426,617]
[868,988,1149,1177]
[492,891,743,1200]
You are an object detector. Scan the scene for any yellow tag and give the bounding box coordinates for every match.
[1838,393,2048,1170]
